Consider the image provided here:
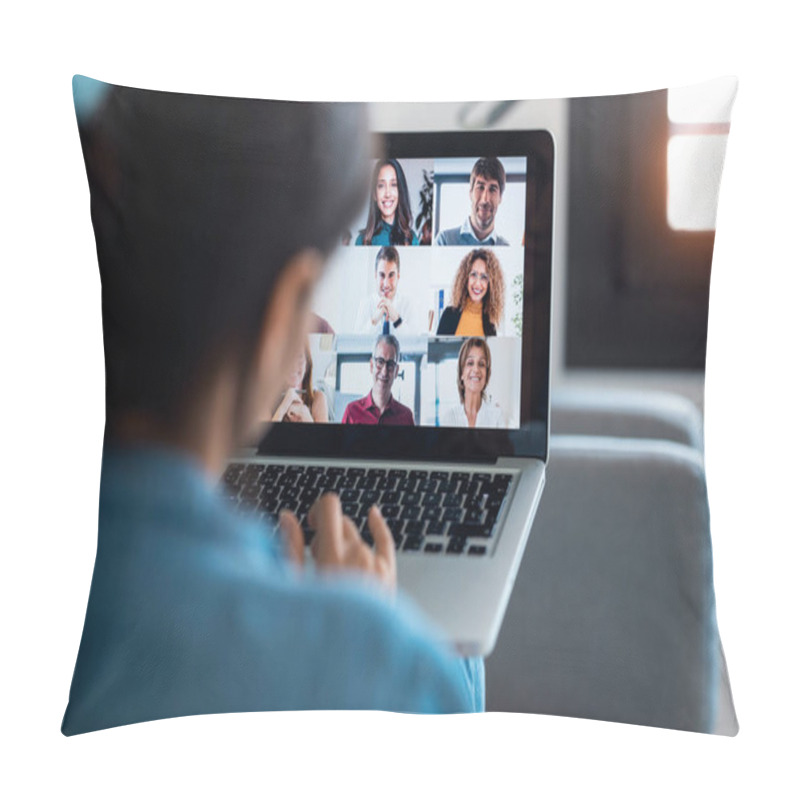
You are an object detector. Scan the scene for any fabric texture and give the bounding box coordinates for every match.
[485,435,730,734]
[62,446,483,735]
[355,290,424,337]
[435,217,510,246]
[436,305,497,336]
[441,401,505,428]
[341,392,415,426]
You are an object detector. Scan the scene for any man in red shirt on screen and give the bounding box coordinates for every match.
[342,334,414,426]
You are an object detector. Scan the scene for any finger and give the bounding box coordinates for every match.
[308,493,345,562]
[278,510,305,569]
[367,505,396,589]
[340,514,361,545]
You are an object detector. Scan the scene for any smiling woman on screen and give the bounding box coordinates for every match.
[436,248,505,336]
[356,158,419,246]
[442,337,505,428]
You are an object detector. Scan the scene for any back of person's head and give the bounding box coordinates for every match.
[375,246,400,273]
[470,157,506,195]
[75,78,371,429]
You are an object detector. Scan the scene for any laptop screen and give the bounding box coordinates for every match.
[259,130,553,462]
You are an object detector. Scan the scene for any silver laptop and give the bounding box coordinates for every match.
[224,130,554,657]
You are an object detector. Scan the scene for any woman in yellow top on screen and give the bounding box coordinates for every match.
[355,159,419,246]
[436,248,505,336]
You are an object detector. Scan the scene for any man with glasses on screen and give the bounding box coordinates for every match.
[435,157,509,246]
[341,334,414,426]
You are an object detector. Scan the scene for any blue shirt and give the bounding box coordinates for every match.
[62,445,483,734]
[435,217,510,246]
[355,221,419,246]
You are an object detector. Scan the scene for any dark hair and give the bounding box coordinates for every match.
[375,246,400,273]
[457,337,492,403]
[75,79,371,428]
[298,340,314,413]
[361,159,415,245]
[470,157,506,195]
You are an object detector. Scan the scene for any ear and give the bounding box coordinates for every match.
[240,250,323,441]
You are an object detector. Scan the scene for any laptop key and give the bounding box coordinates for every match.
[447,537,466,554]
[404,520,425,535]
[442,507,463,523]
[468,545,487,556]
[400,506,421,521]
[342,502,359,518]
[424,542,443,553]
[448,522,494,538]
[426,520,446,536]
[403,536,423,551]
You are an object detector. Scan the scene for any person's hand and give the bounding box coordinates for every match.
[272,387,301,422]
[370,302,387,327]
[279,493,396,591]
[284,399,313,422]
[377,297,399,323]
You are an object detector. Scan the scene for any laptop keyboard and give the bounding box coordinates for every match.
[221,462,515,557]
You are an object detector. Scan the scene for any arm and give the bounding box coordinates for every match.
[280,496,483,713]
[311,389,329,423]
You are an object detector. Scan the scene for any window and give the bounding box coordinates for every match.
[666,77,737,231]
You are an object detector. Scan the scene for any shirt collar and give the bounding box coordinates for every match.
[460,216,497,245]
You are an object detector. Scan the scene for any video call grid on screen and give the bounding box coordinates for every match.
[260,130,554,462]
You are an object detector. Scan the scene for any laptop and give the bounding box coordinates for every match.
[223,129,554,657]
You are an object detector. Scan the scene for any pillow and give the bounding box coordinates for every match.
[64,76,736,736]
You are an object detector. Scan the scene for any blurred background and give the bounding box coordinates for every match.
[371,77,736,411]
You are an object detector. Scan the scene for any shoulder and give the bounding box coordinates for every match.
[393,398,414,423]
[442,404,464,426]
[483,403,505,426]
[435,227,457,246]
[355,232,365,245]
[311,389,328,418]
[437,306,460,334]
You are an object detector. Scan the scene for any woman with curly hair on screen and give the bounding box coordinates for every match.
[436,248,505,336]
[356,158,419,246]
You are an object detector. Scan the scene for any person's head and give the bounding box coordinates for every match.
[374,246,400,300]
[370,334,400,395]
[457,337,492,403]
[451,248,506,326]
[469,157,506,237]
[362,158,415,245]
[76,79,371,456]
[287,340,314,409]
